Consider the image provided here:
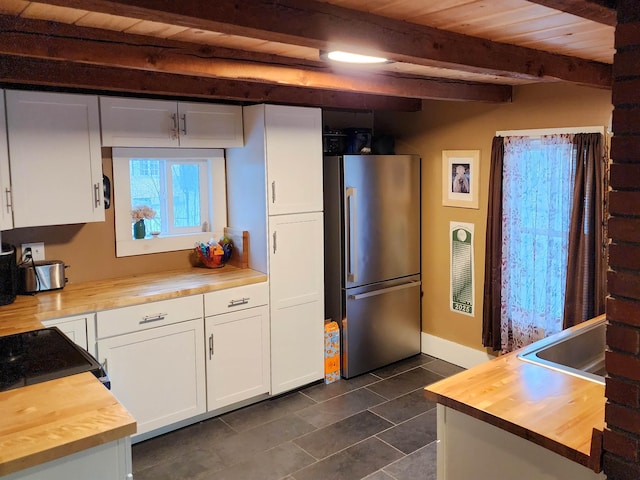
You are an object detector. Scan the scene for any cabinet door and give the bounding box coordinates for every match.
[3,438,131,480]
[6,90,104,227]
[205,305,270,411]
[100,97,179,147]
[265,105,323,215]
[269,212,325,395]
[0,91,13,230]
[96,319,206,437]
[42,315,89,351]
[178,102,243,148]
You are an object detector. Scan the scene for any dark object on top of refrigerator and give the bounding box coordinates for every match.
[0,244,17,306]
[372,135,395,155]
[323,154,421,378]
[344,128,372,154]
[323,129,347,155]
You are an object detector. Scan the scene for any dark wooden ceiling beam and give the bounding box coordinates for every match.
[526,0,617,26]
[33,0,612,87]
[0,17,512,103]
[0,55,423,111]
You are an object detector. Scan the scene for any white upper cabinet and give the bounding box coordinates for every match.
[5,90,104,228]
[100,97,243,148]
[177,102,243,148]
[0,91,13,230]
[100,98,177,147]
[262,104,323,216]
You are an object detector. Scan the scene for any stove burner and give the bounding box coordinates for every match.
[0,327,103,392]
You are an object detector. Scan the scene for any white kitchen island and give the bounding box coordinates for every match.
[425,317,606,480]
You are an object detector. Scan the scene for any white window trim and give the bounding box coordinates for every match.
[112,147,227,257]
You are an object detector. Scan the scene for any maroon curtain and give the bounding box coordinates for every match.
[563,133,606,329]
[482,136,504,351]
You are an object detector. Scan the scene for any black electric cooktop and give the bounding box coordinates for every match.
[0,327,104,392]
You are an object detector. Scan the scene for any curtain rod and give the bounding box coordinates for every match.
[495,126,605,137]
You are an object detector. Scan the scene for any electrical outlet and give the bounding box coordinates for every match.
[21,242,45,262]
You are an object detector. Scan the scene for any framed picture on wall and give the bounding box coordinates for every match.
[442,150,480,209]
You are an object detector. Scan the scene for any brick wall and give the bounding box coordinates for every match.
[604,1,640,478]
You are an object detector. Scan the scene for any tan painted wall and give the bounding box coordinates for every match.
[2,151,195,284]
[375,83,613,352]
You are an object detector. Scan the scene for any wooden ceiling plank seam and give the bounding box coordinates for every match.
[415,1,550,31]
[24,0,613,87]
[0,17,513,102]
[21,2,88,23]
[478,13,595,41]
[0,0,29,16]
[524,0,617,26]
[438,6,568,36]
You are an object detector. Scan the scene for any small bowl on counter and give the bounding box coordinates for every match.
[194,239,233,269]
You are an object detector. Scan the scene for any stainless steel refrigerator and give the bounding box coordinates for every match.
[323,154,421,378]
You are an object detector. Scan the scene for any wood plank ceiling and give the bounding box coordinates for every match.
[0,0,615,111]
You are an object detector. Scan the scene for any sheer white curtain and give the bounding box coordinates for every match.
[500,135,575,353]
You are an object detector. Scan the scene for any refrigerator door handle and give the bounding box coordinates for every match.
[346,186,357,283]
[349,280,422,300]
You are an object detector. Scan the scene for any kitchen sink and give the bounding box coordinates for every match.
[517,317,606,384]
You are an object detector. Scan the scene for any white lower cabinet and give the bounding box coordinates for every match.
[95,296,206,438]
[42,315,91,351]
[437,406,605,480]
[3,438,131,480]
[205,305,270,410]
[269,212,325,395]
[204,283,270,411]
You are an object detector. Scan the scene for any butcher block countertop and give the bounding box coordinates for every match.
[0,265,267,476]
[0,373,136,476]
[0,265,267,336]
[424,316,606,472]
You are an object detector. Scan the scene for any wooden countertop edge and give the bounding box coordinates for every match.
[0,266,268,336]
[0,372,137,476]
[35,274,268,320]
[0,421,137,476]
[424,392,593,469]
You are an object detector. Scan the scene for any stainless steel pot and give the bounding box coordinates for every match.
[18,260,67,293]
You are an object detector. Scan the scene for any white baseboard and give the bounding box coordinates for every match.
[422,332,496,369]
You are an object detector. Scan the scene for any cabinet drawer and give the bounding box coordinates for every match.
[96,295,203,338]
[204,282,269,317]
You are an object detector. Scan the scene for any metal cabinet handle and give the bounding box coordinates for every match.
[346,187,357,283]
[139,313,168,324]
[170,113,178,139]
[101,358,108,372]
[4,187,11,213]
[349,281,422,300]
[180,114,187,135]
[273,231,277,254]
[271,181,276,204]
[228,297,250,308]
[94,183,101,208]
[209,333,214,360]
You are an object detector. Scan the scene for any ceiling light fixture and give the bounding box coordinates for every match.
[321,50,391,64]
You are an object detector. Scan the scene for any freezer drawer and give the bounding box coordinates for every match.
[342,276,421,378]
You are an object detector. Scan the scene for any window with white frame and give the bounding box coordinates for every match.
[112,148,227,257]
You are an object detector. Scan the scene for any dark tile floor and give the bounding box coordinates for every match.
[132,354,465,480]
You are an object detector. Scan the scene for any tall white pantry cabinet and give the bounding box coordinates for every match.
[227,104,325,396]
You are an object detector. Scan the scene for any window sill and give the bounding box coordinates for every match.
[116,231,223,257]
